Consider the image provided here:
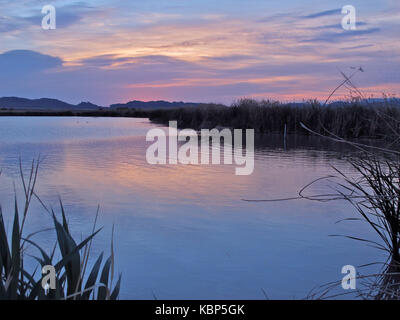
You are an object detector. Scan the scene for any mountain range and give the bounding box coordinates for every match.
[110,100,204,110]
[0,97,102,111]
[0,97,207,111]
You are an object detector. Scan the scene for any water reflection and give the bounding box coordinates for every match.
[0,117,384,299]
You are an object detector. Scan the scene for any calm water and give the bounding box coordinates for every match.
[0,117,384,299]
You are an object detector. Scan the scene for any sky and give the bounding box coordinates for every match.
[0,0,399,106]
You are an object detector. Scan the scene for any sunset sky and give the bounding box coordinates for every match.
[0,0,399,106]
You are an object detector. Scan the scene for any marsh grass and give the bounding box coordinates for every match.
[0,159,121,300]
[257,138,400,299]
[300,153,400,299]
[148,98,400,140]
[333,155,400,299]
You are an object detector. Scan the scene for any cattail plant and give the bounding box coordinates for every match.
[0,159,121,300]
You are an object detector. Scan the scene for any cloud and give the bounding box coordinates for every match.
[301,28,381,43]
[1,2,98,32]
[0,50,62,74]
[0,45,399,105]
[0,16,23,32]
[201,55,259,63]
[0,51,206,104]
[307,21,368,31]
[0,1,398,103]
[341,44,374,50]
[78,54,133,67]
[302,9,341,19]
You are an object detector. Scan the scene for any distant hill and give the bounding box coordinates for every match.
[0,97,209,111]
[328,98,400,107]
[0,97,103,111]
[76,101,102,109]
[110,100,206,110]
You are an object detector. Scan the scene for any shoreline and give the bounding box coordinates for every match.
[1,98,400,141]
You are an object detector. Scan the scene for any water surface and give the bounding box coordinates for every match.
[0,117,384,299]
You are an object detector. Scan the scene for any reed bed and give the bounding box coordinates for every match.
[148,98,400,139]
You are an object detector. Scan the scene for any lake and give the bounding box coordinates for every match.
[0,117,384,299]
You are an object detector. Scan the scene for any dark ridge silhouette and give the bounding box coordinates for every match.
[0,97,215,111]
[110,100,214,110]
[0,97,103,110]
[76,101,102,109]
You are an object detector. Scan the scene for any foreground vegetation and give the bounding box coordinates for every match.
[297,151,400,300]
[0,160,121,300]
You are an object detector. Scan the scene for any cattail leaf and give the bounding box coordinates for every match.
[10,197,21,299]
[23,238,52,266]
[110,274,122,300]
[0,210,11,273]
[53,228,102,272]
[81,252,103,300]
[52,215,81,296]
[97,256,112,300]
[58,198,70,236]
